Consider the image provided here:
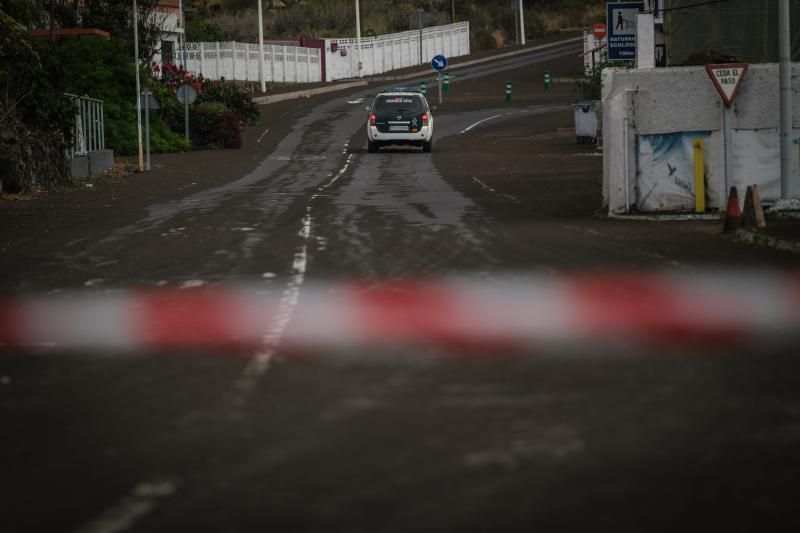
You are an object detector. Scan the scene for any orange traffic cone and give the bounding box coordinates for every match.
[723,186,741,233]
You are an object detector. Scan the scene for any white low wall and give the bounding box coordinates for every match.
[179,42,322,83]
[603,63,800,213]
[324,22,470,81]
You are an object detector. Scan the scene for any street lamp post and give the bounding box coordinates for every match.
[518,0,525,46]
[418,8,424,65]
[355,0,362,78]
[133,0,144,172]
[258,0,266,92]
[779,0,793,198]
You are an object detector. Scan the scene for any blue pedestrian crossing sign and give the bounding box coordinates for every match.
[431,54,448,71]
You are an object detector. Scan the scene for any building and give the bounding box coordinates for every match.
[152,0,185,68]
[665,0,800,65]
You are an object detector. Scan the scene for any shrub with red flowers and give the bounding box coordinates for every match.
[156,63,205,94]
[151,63,259,150]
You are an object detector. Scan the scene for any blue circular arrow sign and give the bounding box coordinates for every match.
[431,54,448,72]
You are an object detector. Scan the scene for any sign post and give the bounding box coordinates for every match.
[606,2,644,62]
[706,63,749,191]
[139,90,160,171]
[177,84,198,143]
[431,54,448,104]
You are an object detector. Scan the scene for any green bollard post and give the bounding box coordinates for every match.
[443,72,450,92]
[505,80,512,102]
[420,81,427,95]
[544,70,551,91]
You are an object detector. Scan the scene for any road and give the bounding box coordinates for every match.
[2,39,800,532]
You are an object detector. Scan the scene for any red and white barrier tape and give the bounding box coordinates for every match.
[1,271,799,353]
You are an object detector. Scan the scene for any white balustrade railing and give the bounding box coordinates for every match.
[179,42,322,83]
[178,21,470,84]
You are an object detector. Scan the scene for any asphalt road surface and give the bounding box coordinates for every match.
[2,39,800,532]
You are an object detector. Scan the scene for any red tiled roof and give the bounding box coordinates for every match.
[27,28,111,40]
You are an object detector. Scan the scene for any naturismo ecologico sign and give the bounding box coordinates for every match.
[607,2,645,61]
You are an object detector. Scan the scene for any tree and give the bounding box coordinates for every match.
[78,0,167,64]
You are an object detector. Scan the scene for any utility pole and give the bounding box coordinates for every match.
[518,0,525,46]
[418,8,424,65]
[355,0,362,77]
[133,0,144,172]
[258,0,266,92]
[779,0,793,198]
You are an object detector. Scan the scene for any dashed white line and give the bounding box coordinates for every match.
[460,114,504,135]
[256,128,270,143]
[472,176,522,204]
[472,177,497,193]
[76,479,178,533]
[233,153,355,405]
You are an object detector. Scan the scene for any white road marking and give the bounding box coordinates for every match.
[472,177,497,193]
[460,114,504,135]
[347,98,365,104]
[256,128,270,143]
[472,177,522,204]
[179,279,205,289]
[233,153,355,405]
[76,479,177,533]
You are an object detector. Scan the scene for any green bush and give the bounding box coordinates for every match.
[191,108,243,149]
[186,19,230,42]
[471,27,498,51]
[199,79,259,126]
[51,36,189,155]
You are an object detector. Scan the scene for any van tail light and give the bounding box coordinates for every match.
[370,113,376,125]
[422,113,428,125]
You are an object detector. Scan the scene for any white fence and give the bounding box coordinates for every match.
[179,42,322,83]
[325,21,470,81]
[180,21,470,84]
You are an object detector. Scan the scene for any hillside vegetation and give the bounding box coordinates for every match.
[191,0,604,50]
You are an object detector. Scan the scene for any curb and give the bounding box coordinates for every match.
[607,212,722,222]
[253,81,368,105]
[252,36,583,106]
[734,228,800,254]
[767,210,800,220]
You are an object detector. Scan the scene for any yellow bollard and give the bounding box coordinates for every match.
[694,138,705,213]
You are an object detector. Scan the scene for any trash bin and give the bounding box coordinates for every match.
[574,101,597,144]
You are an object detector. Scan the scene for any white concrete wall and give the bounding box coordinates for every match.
[324,22,470,81]
[603,63,800,213]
